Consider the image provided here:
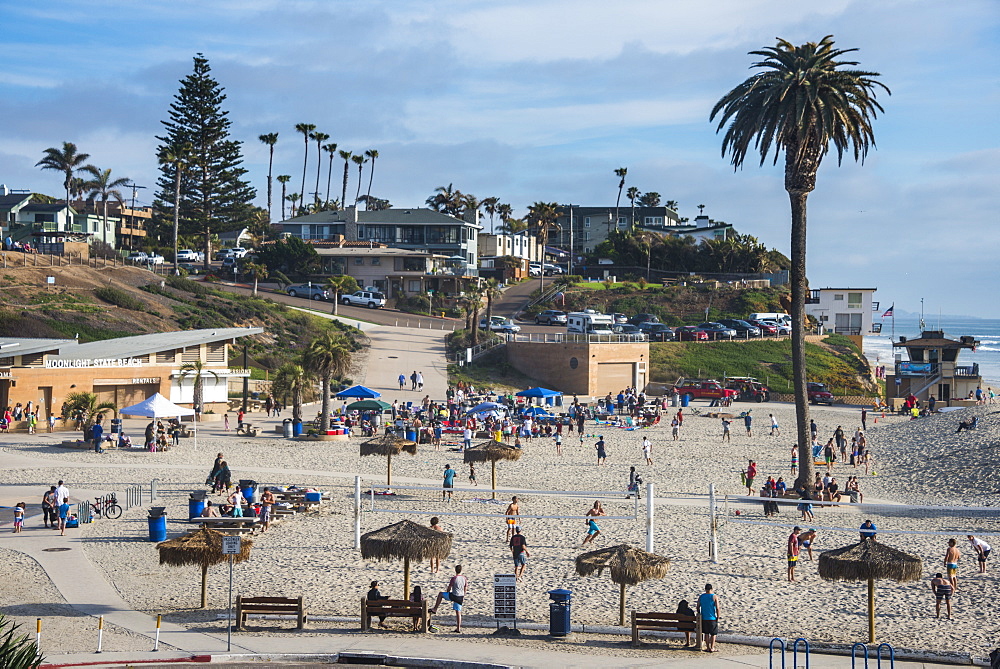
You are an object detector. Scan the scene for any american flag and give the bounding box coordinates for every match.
[882,305,894,318]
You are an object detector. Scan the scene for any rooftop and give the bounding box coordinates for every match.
[3,328,265,363]
[0,338,77,359]
[314,247,446,258]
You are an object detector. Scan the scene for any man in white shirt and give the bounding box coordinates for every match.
[968,535,992,573]
[55,480,70,505]
[462,427,472,451]
[642,437,653,465]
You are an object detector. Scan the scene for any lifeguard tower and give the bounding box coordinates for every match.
[888,331,980,407]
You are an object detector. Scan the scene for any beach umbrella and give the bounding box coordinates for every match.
[335,385,381,399]
[360,433,417,486]
[522,406,552,418]
[347,399,393,412]
[575,544,672,626]
[361,519,453,599]
[463,440,523,500]
[818,538,922,643]
[156,527,252,609]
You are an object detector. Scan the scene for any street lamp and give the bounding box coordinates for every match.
[563,204,576,276]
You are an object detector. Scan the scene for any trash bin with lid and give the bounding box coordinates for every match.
[548,588,572,636]
[239,480,257,504]
[282,418,293,438]
[188,491,207,520]
[147,507,167,542]
[292,418,303,437]
[681,394,691,407]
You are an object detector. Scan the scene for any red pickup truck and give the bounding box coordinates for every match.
[673,380,739,401]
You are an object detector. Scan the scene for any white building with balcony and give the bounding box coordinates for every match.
[805,287,880,336]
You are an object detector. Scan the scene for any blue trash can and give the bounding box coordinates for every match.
[681,394,691,407]
[240,480,257,504]
[405,429,417,442]
[188,497,205,520]
[548,588,572,636]
[292,419,303,436]
[147,510,167,542]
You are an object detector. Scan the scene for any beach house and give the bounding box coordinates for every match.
[805,288,880,339]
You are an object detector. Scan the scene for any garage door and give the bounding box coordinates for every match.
[596,362,634,395]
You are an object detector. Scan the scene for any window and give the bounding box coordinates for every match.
[156,350,176,364]
[371,257,380,266]
[181,346,200,363]
[206,342,226,363]
[848,292,863,308]
[584,247,592,254]
[354,257,364,265]
[583,232,591,241]
[407,280,422,293]
[644,216,663,225]
[402,257,424,272]
[584,217,591,227]
[834,294,844,301]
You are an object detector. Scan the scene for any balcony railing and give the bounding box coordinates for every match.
[955,364,979,377]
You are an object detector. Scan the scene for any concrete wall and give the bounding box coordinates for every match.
[506,341,649,396]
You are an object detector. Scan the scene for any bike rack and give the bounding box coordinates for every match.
[876,643,895,669]
[78,500,93,524]
[768,638,786,669]
[150,478,160,503]
[851,642,869,668]
[123,484,141,510]
[792,637,810,669]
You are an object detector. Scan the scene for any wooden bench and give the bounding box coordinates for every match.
[235,595,306,630]
[360,597,429,632]
[631,611,697,646]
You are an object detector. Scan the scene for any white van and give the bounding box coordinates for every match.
[567,311,615,335]
[748,312,792,327]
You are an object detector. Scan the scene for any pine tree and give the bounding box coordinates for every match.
[154,54,255,266]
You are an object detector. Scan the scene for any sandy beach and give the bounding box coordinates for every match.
[1,399,998,660]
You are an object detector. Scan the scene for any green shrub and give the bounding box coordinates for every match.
[166,275,215,296]
[396,294,430,315]
[93,286,146,311]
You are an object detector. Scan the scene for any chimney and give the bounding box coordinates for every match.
[0,184,8,196]
[694,214,710,227]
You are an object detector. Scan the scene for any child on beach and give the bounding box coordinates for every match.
[555,432,563,456]
[468,464,477,486]
[12,502,25,532]
[790,446,798,475]
[721,418,731,442]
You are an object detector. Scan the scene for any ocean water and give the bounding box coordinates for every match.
[863,316,1000,387]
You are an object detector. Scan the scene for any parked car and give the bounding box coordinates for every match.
[286,284,329,300]
[674,325,709,341]
[479,315,507,330]
[762,320,792,335]
[221,257,238,271]
[495,319,521,334]
[808,382,835,405]
[637,322,675,342]
[145,254,165,265]
[726,376,771,402]
[612,313,628,324]
[696,322,737,340]
[628,313,660,326]
[672,380,739,401]
[612,324,647,341]
[341,290,387,308]
[528,265,542,277]
[126,251,149,264]
[542,263,564,275]
[176,263,203,275]
[175,249,203,262]
[535,310,568,325]
[716,319,761,338]
[214,249,234,261]
[747,319,779,335]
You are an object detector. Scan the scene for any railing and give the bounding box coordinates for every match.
[955,364,979,377]
[447,336,506,364]
[123,484,142,510]
[871,323,882,333]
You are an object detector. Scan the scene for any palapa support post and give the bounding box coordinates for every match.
[153,614,161,651]
[868,577,875,643]
[645,482,655,553]
[619,583,627,627]
[200,563,209,609]
[354,476,362,550]
[403,556,410,600]
[387,452,392,487]
[491,461,497,500]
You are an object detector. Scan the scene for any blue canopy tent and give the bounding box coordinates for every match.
[515,387,563,407]
[522,406,553,418]
[335,385,382,399]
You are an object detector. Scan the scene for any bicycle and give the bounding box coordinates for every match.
[92,494,122,519]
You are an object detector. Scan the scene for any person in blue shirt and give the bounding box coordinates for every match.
[91,420,105,454]
[860,519,877,541]
[398,373,406,390]
[442,464,456,501]
[697,583,720,652]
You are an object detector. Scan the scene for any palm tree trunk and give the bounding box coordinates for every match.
[314,142,322,209]
[300,137,309,217]
[486,294,493,327]
[173,171,182,274]
[470,306,480,346]
[292,387,302,422]
[788,189,812,490]
[366,157,376,206]
[326,155,334,204]
[200,562,209,609]
[331,290,339,316]
[194,377,203,421]
[320,376,331,432]
[355,165,363,205]
[266,147,274,222]
[341,161,350,210]
[253,276,259,296]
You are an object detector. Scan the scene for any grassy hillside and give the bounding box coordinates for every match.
[0,265,360,371]
[649,334,878,396]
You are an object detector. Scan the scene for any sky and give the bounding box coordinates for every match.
[2,0,998,316]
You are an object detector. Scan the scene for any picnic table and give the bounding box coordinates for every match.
[191,516,260,534]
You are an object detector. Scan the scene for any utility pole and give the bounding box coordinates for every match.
[564,204,575,276]
[126,182,146,251]
[241,346,249,413]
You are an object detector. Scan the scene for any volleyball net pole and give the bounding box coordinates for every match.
[354,475,362,550]
[709,483,719,564]
[646,482,655,553]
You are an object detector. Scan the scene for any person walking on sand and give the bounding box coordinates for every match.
[468,463,477,486]
[410,371,418,391]
[12,502,25,532]
[58,497,70,535]
[743,460,757,496]
[945,538,961,592]
[429,517,443,573]
[721,418,731,442]
[743,411,753,437]
[697,584,720,652]
[42,486,57,528]
[671,416,680,440]
[787,526,801,581]
[259,487,275,533]
[509,527,530,581]
[595,436,607,465]
[930,572,953,619]
[429,565,468,633]
[223,413,230,431]
[398,373,406,390]
[968,535,991,573]
[504,497,520,542]
[770,413,780,436]
[642,436,653,465]
[861,407,868,431]
[442,464,456,502]
[581,501,606,546]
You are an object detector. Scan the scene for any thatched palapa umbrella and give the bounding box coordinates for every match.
[464,440,522,500]
[818,537,922,643]
[157,527,253,608]
[361,519,452,599]
[361,433,417,486]
[575,544,671,626]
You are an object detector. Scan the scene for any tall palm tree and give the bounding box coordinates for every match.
[711,35,889,489]
[63,391,116,439]
[364,149,379,208]
[465,286,484,346]
[81,166,130,250]
[304,333,353,433]
[483,278,502,328]
[36,142,91,210]
[697,204,706,216]
[311,131,330,209]
[482,197,499,233]
[626,186,640,227]
[527,201,560,295]
[243,261,268,296]
[159,143,193,272]
[664,199,679,211]
[638,192,660,208]
[258,133,279,222]
[276,175,292,220]
[179,361,220,419]
[323,143,338,205]
[497,203,513,227]
[613,167,627,235]
[294,123,316,216]
[352,154,367,205]
[272,360,308,423]
[426,183,464,215]
[287,193,300,216]
[325,274,358,316]
[339,150,353,209]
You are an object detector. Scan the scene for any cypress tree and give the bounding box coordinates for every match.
[154,54,255,266]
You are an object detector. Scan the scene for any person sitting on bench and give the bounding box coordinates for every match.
[956,416,979,433]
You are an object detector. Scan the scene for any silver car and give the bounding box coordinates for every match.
[287,284,329,300]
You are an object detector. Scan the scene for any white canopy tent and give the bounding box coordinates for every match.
[119,393,197,449]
